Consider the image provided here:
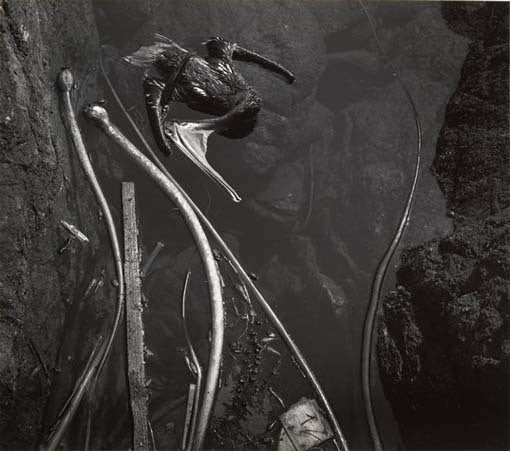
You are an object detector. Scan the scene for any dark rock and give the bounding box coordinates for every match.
[378,3,509,449]
[255,160,305,218]
[0,0,125,448]
[242,142,285,176]
[433,20,509,219]
[92,0,163,44]
[313,3,468,285]
[261,236,350,319]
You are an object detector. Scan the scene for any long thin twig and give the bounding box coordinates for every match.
[99,60,349,451]
[84,104,224,451]
[181,271,203,451]
[357,2,423,450]
[56,68,125,448]
[28,339,51,383]
[147,419,156,450]
[140,241,165,277]
[46,338,105,451]
[182,384,197,451]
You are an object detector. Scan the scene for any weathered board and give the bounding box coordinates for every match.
[122,182,149,451]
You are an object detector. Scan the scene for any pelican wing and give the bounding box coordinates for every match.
[166,122,242,203]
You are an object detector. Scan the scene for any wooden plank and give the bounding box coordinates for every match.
[122,182,149,451]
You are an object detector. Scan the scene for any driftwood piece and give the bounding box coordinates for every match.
[85,104,224,451]
[89,65,354,447]
[122,182,149,451]
[55,69,126,450]
[95,66,351,450]
[60,220,90,244]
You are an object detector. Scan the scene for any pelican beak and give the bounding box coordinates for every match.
[165,122,242,203]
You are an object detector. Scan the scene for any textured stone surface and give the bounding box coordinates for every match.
[378,3,509,449]
[0,0,103,447]
[0,1,129,448]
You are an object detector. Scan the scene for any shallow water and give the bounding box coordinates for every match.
[89,1,466,449]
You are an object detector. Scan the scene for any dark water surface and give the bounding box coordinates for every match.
[88,1,467,449]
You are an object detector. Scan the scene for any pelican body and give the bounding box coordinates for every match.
[124,35,295,202]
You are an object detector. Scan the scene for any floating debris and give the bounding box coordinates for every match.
[147,420,156,451]
[46,337,106,451]
[140,241,165,278]
[82,275,104,301]
[60,220,89,244]
[58,68,125,450]
[278,398,333,451]
[58,237,73,255]
[28,339,51,383]
[268,387,285,410]
[85,102,224,451]
[261,332,278,344]
[99,67,348,450]
[182,384,198,450]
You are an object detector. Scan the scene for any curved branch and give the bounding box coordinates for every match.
[357,1,423,450]
[58,69,125,377]
[46,338,105,450]
[51,69,126,450]
[181,271,204,451]
[84,104,224,451]
[99,60,349,451]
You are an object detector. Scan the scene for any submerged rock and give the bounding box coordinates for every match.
[0,1,127,448]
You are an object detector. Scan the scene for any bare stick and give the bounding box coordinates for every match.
[99,64,349,451]
[181,271,203,451]
[84,104,223,451]
[122,182,150,450]
[147,420,156,450]
[182,383,197,450]
[140,241,165,277]
[58,69,125,375]
[356,2,423,451]
[60,220,90,244]
[28,339,51,383]
[46,338,105,451]
[57,68,125,447]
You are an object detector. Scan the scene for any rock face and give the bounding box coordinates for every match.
[0,1,120,448]
[378,3,509,449]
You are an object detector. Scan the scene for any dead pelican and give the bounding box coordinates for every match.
[124,35,295,202]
